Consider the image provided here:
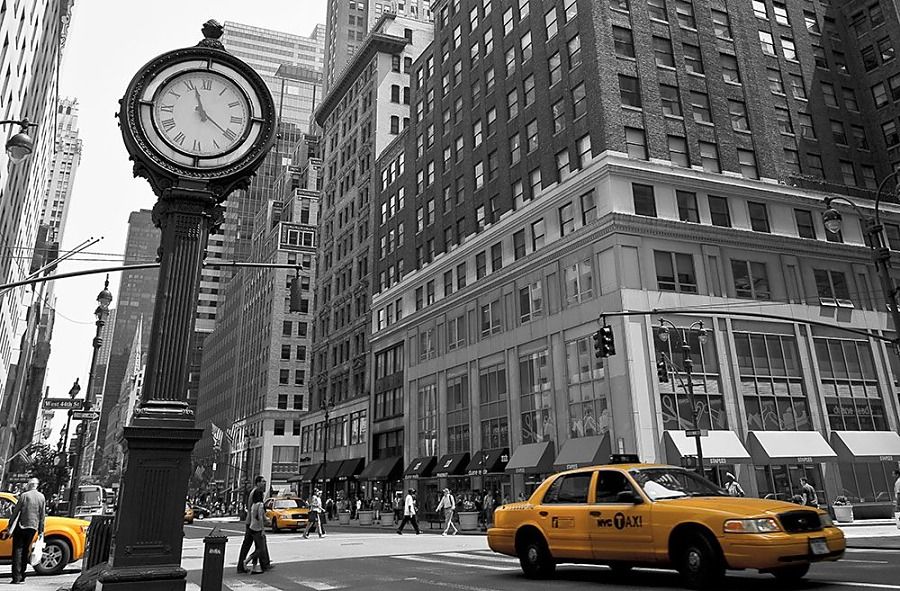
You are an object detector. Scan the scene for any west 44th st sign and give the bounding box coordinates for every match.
[42,398,83,410]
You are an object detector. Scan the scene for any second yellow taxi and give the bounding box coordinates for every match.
[488,462,844,589]
[263,497,309,532]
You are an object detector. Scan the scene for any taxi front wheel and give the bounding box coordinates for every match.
[676,535,724,590]
[517,535,556,579]
[771,564,809,582]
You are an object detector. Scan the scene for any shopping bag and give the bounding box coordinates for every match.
[894,511,900,529]
[29,535,44,566]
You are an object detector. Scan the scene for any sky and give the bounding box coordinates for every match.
[42,1,326,440]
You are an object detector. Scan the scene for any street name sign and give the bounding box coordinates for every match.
[43,398,83,410]
[72,411,100,421]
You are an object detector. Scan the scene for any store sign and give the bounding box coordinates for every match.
[879,455,895,461]
[515,467,526,474]
[707,458,728,465]
[796,456,814,463]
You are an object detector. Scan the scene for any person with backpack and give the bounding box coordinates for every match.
[724,472,745,497]
[436,488,458,536]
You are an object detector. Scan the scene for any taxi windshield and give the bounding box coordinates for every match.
[629,467,727,500]
[273,499,300,509]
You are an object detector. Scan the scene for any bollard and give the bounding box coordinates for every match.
[201,529,228,591]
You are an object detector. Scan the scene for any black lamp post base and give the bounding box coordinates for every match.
[100,424,202,591]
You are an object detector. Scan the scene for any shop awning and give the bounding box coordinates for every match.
[506,441,555,474]
[302,464,322,482]
[663,430,751,465]
[336,457,365,480]
[831,431,900,463]
[432,453,468,477]
[553,434,611,470]
[747,431,837,465]
[467,448,510,475]
[321,460,344,481]
[358,456,403,481]
[404,456,436,478]
[286,471,305,483]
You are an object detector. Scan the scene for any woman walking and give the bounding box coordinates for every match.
[436,488,458,536]
[242,489,270,574]
[303,488,325,538]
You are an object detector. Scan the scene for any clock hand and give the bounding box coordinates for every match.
[205,113,229,135]
[193,89,208,122]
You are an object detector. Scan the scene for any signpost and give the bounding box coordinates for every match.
[72,411,100,421]
[43,398,84,410]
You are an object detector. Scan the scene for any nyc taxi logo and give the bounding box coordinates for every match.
[596,512,643,529]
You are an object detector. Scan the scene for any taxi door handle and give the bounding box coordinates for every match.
[539,511,548,517]
[590,511,601,516]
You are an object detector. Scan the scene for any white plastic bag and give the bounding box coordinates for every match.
[29,535,44,566]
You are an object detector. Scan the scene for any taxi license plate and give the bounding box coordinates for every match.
[809,537,829,556]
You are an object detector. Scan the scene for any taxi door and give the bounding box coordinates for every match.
[538,472,595,560]
[0,496,14,559]
[589,470,654,562]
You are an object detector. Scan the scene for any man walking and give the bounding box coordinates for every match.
[7,477,45,584]
[724,472,745,497]
[396,488,420,535]
[303,488,325,538]
[237,476,268,573]
[437,488,458,536]
[799,477,819,508]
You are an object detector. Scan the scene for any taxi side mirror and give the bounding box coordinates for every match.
[616,490,642,504]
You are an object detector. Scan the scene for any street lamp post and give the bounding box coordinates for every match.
[320,396,335,497]
[68,277,113,513]
[822,171,900,354]
[57,379,81,454]
[0,117,37,163]
[658,319,708,475]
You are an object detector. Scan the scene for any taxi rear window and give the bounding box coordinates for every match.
[543,473,592,504]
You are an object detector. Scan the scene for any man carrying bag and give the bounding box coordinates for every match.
[4,478,45,584]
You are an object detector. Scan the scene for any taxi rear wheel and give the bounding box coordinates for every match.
[34,538,70,576]
[676,535,724,590]
[518,535,555,579]
[771,564,809,582]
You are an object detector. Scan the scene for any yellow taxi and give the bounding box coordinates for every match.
[488,463,845,589]
[0,492,89,576]
[263,497,309,532]
[184,503,194,524]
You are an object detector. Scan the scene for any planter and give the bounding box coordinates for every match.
[358,510,374,525]
[380,513,394,527]
[833,504,854,523]
[338,511,351,525]
[458,511,479,531]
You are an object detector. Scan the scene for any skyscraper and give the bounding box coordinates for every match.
[39,97,82,244]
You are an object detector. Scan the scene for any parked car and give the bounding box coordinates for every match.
[191,504,210,519]
[0,492,89,576]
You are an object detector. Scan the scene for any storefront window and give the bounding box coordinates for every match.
[417,382,438,456]
[653,326,725,430]
[520,350,554,444]
[480,363,510,449]
[446,371,470,453]
[565,335,609,438]
[754,464,823,503]
[815,337,887,430]
[838,462,894,503]
[735,333,810,430]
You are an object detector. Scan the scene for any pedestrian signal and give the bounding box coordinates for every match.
[599,324,615,357]
[657,358,669,383]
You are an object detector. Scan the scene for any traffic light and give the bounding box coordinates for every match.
[592,330,603,358]
[599,324,615,357]
[657,358,669,383]
[289,271,303,312]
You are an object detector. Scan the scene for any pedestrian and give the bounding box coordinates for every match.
[242,489,271,574]
[303,488,325,538]
[799,477,819,508]
[355,495,362,519]
[392,491,402,523]
[2,477,45,584]
[396,488,420,535]
[892,469,900,528]
[482,490,495,529]
[237,476,269,573]
[436,488,458,536]
[724,472,745,497]
[516,492,526,502]
[325,496,334,521]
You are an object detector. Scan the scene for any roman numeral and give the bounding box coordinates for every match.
[183,79,196,91]
[213,139,221,149]
[161,118,176,131]
[173,132,185,145]
[223,128,237,141]
[219,87,228,96]
[193,139,202,152]
[168,90,181,98]
[230,116,243,125]
[159,104,174,113]
[201,79,213,91]
[228,101,240,108]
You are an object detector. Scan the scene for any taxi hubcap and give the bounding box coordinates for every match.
[687,549,701,571]
[527,546,539,563]
[41,544,62,569]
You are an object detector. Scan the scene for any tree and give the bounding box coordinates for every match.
[27,443,69,497]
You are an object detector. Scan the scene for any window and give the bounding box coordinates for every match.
[882,120,899,146]
[699,141,720,173]
[654,251,697,293]
[812,44,827,68]
[548,52,562,85]
[564,258,594,304]
[735,333,810,431]
[417,383,438,455]
[513,230,526,259]
[625,127,647,159]
[752,0,767,19]
[872,82,889,107]
[767,68,785,95]
[653,36,675,67]
[772,1,789,24]
[748,201,770,232]
[677,190,699,222]
[711,2,731,38]
[581,190,598,224]
[738,149,759,180]
[567,35,582,68]
[852,125,869,150]
[505,47,516,77]
[521,31,533,62]
[509,133,521,164]
[816,337,886,431]
[708,195,731,227]
[840,160,857,186]
[721,54,740,84]
[648,0,667,20]
[564,0,578,21]
[619,75,641,108]
[804,10,819,34]
[476,252,487,279]
[610,0,630,10]
[728,100,748,131]
[632,183,657,217]
[507,88,519,119]
[576,134,592,168]
[878,37,895,63]
[684,43,704,75]
[613,26,635,58]
[480,300,503,336]
[814,269,852,306]
[519,281,544,322]
[869,2,885,26]
[668,136,689,167]
[676,0,695,27]
[532,219,546,249]
[831,120,848,145]
[795,209,817,239]
[544,473,592,503]
[799,112,815,139]
[556,149,571,180]
[781,37,797,60]
[807,153,825,177]
[545,7,558,39]
[731,260,771,300]
[530,168,543,197]
[776,108,793,136]
[526,119,539,152]
[690,91,711,123]
[572,82,587,118]
[457,262,467,290]
[822,83,837,107]
[843,88,859,111]
[759,31,775,56]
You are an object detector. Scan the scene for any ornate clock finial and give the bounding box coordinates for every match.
[198,19,225,50]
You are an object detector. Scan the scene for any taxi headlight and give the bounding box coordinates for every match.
[723,518,782,534]
[819,513,834,527]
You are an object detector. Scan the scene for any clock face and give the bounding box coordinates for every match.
[152,70,250,157]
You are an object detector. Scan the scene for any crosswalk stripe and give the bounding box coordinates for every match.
[186,583,201,591]
[393,554,515,571]
[225,578,287,591]
[301,582,342,590]
[439,551,520,564]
